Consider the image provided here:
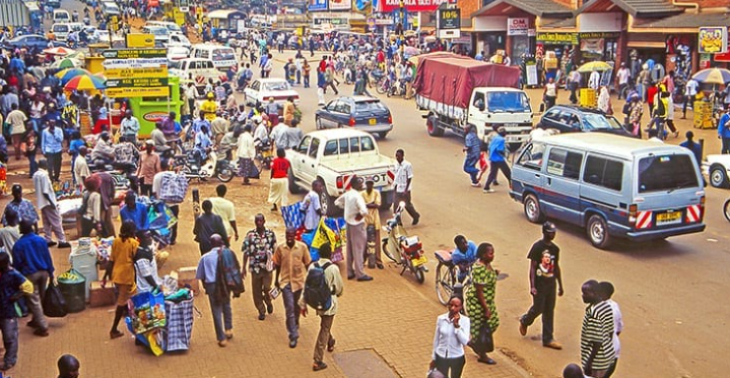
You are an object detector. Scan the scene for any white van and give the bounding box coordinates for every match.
[145,21,183,35]
[169,58,223,95]
[51,22,84,42]
[101,2,121,16]
[53,9,70,23]
[190,44,237,72]
[141,25,170,46]
[168,33,191,49]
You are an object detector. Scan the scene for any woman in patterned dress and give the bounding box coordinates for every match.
[465,242,499,365]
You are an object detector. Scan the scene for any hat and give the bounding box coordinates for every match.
[145,139,154,145]
[542,221,557,234]
[497,126,506,133]
[364,177,375,183]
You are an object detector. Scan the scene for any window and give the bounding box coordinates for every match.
[326,100,338,112]
[297,136,311,154]
[355,101,386,112]
[547,148,583,180]
[323,140,338,156]
[516,142,546,170]
[361,136,375,152]
[486,91,531,113]
[338,138,349,154]
[472,92,485,109]
[308,137,320,158]
[638,154,698,193]
[349,137,361,152]
[583,156,623,191]
[544,109,560,121]
[340,103,352,114]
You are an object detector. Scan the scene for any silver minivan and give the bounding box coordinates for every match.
[510,133,706,248]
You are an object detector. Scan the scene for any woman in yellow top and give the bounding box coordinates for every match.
[107,220,139,339]
[200,92,218,122]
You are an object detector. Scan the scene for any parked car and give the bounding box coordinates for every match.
[540,105,630,136]
[101,1,121,16]
[52,9,70,23]
[47,0,61,8]
[703,154,730,188]
[315,96,393,139]
[243,78,299,107]
[4,34,66,50]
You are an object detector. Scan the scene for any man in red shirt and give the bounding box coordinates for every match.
[646,82,659,116]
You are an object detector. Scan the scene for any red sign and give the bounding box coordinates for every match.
[715,51,730,62]
[379,0,451,13]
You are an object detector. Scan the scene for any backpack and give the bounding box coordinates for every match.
[303,262,333,311]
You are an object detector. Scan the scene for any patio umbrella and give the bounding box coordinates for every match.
[64,74,106,91]
[577,61,612,73]
[42,47,76,56]
[56,68,91,84]
[691,68,730,85]
[51,58,81,69]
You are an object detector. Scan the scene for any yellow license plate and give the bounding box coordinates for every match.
[412,256,428,267]
[369,118,376,125]
[656,211,681,225]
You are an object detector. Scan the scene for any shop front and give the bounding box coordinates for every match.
[579,32,621,62]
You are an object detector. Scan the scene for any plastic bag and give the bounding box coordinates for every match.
[42,279,68,318]
[128,291,167,334]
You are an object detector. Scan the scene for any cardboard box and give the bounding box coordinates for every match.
[175,267,199,295]
[89,281,116,308]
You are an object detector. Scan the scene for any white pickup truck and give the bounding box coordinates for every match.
[287,129,397,216]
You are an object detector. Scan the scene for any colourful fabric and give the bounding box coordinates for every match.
[465,262,499,339]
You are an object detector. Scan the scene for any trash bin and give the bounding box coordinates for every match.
[69,238,98,302]
[57,269,86,313]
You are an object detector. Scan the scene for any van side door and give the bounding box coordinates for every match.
[511,141,547,199]
[542,147,584,225]
[579,154,627,227]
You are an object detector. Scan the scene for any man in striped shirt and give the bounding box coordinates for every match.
[580,280,615,378]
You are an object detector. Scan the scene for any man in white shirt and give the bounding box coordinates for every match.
[236,125,256,185]
[615,62,631,100]
[120,110,141,145]
[682,78,699,119]
[185,83,198,116]
[207,184,238,241]
[588,69,601,90]
[302,180,322,232]
[73,146,91,185]
[334,176,372,282]
[599,281,623,378]
[33,159,69,248]
[393,149,420,225]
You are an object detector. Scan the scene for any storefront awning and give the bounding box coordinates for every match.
[472,0,573,19]
[578,0,682,18]
[632,12,730,32]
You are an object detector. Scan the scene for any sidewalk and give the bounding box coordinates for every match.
[9,180,533,378]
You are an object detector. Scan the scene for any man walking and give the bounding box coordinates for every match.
[33,159,69,248]
[273,228,312,348]
[12,220,53,336]
[300,242,344,372]
[136,141,161,196]
[483,127,511,193]
[335,176,372,282]
[236,125,255,185]
[580,280,615,378]
[0,252,28,371]
[193,200,229,255]
[242,214,277,321]
[42,120,64,182]
[682,78,698,119]
[615,63,630,100]
[3,184,38,230]
[393,149,420,225]
[208,184,239,242]
[519,222,564,350]
[599,281,622,378]
[196,234,234,347]
[463,124,481,186]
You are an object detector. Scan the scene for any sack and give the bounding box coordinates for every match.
[43,279,68,318]
[473,323,494,354]
[158,173,188,203]
[281,202,304,230]
[311,218,336,249]
[303,262,333,311]
[218,248,245,298]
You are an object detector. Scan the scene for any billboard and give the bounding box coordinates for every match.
[328,0,351,10]
[698,27,728,54]
[309,0,327,11]
[378,0,450,13]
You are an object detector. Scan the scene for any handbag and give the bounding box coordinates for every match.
[473,323,494,354]
[43,278,68,318]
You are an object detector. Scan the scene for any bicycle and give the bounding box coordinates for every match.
[433,250,471,306]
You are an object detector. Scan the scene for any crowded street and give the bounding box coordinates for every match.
[0,0,729,377]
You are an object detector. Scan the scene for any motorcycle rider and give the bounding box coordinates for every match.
[452,235,477,283]
[90,131,115,169]
[193,125,213,169]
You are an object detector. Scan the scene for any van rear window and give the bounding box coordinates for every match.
[638,154,698,193]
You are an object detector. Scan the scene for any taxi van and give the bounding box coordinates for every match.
[510,133,705,249]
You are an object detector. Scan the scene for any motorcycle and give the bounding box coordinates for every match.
[181,150,234,183]
[382,201,428,283]
[387,78,409,98]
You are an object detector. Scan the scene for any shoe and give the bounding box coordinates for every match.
[258,313,266,321]
[357,275,373,282]
[327,338,336,352]
[218,339,227,347]
[57,242,71,249]
[0,363,14,371]
[26,320,39,328]
[543,340,563,350]
[110,330,123,339]
[477,357,497,365]
[470,182,480,187]
[225,330,233,339]
[483,189,495,193]
[519,323,527,336]
[376,263,384,270]
[34,328,49,337]
[411,216,420,226]
[313,361,328,371]
[494,181,500,186]
[47,241,57,247]
[674,131,679,138]
[347,274,356,280]
[267,303,274,314]
[289,339,298,348]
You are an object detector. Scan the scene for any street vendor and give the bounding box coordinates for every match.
[119,191,149,235]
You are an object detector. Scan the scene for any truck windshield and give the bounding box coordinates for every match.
[486,91,531,113]
[638,154,698,193]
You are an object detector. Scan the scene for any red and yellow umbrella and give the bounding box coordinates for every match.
[64,74,106,91]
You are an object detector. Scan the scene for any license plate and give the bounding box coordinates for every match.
[369,118,376,125]
[656,211,682,226]
[412,255,428,267]
[505,123,518,127]
[505,135,525,143]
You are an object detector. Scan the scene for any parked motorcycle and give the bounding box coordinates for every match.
[181,150,234,183]
[382,201,428,283]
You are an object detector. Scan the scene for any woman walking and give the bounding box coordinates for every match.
[465,243,499,365]
[267,148,290,212]
[430,296,470,378]
[106,221,139,339]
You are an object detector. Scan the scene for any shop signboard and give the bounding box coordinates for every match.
[537,32,578,45]
[698,27,728,54]
[507,18,528,36]
[313,17,348,25]
[308,0,327,11]
[328,0,352,10]
[379,0,450,13]
[715,51,730,62]
[103,48,169,99]
[106,86,170,98]
[101,49,166,59]
[104,67,168,79]
[437,8,460,30]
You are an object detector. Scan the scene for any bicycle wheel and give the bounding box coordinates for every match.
[375,78,387,94]
[435,263,455,306]
[382,240,400,263]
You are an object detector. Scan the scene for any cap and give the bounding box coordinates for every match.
[145,139,154,145]
[364,177,375,183]
[497,126,506,133]
[542,221,557,234]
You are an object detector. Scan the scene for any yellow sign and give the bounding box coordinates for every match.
[105,67,168,79]
[125,33,155,48]
[106,86,170,98]
[699,27,728,54]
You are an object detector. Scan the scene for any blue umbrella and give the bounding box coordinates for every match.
[691,68,730,85]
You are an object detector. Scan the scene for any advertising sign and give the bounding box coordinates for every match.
[328,0,352,10]
[101,49,166,59]
[437,8,460,30]
[507,18,528,36]
[698,27,728,54]
[107,87,170,98]
[102,58,169,69]
[104,67,169,79]
[537,32,579,45]
[379,0,450,13]
[308,0,327,11]
[106,78,169,88]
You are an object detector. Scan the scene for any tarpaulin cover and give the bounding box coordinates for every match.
[413,56,521,111]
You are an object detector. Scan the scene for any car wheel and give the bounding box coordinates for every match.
[523,194,544,223]
[426,116,443,137]
[710,164,729,188]
[586,214,612,249]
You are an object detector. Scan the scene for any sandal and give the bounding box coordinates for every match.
[477,357,496,365]
[110,330,124,339]
[327,338,336,352]
[312,361,328,371]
